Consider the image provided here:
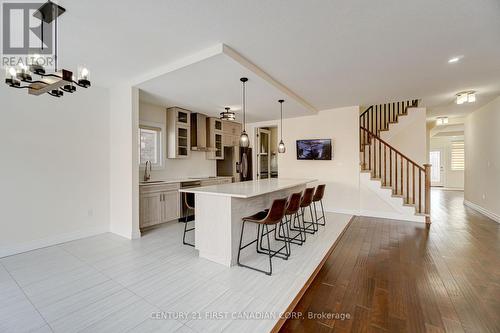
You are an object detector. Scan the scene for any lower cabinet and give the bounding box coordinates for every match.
[140,183,180,229]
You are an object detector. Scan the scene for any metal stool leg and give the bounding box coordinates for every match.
[182,209,195,247]
[237,221,273,275]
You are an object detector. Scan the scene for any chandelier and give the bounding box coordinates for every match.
[4,1,91,97]
[220,107,236,121]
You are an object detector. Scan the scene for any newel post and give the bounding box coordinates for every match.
[423,164,432,224]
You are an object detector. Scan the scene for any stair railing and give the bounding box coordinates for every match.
[359,126,431,223]
[360,100,418,137]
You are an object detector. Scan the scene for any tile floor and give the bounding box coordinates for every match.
[0,212,351,333]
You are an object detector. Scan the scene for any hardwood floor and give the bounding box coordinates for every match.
[279,189,500,333]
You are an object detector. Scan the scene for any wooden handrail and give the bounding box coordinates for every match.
[360,100,418,137]
[358,103,430,222]
[360,127,424,171]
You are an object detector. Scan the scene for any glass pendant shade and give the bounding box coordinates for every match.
[278,139,286,153]
[239,130,250,148]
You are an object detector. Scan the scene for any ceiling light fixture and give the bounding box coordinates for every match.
[436,117,449,126]
[4,1,91,97]
[456,91,476,105]
[448,56,461,63]
[278,99,286,153]
[220,107,236,121]
[239,77,250,148]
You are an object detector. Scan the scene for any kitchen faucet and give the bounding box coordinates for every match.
[144,160,152,181]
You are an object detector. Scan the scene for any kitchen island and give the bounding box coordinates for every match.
[180,178,315,266]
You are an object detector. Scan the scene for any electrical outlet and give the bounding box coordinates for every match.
[482,194,486,200]
[87,209,94,217]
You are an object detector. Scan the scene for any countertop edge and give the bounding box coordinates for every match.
[179,179,317,198]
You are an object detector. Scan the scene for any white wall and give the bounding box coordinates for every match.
[0,84,111,257]
[464,96,500,222]
[430,136,464,189]
[109,85,140,239]
[138,102,216,179]
[381,107,427,165]
[248,106,361,215]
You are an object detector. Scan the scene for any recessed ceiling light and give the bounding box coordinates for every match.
[448,56,462,63]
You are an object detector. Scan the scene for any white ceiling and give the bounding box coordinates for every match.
[137,52,311,122]
[53,0,500,119]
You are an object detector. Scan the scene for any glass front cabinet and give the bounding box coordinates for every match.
[167,107,191,159]
[207,117,224,160]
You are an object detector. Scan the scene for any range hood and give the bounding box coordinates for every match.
[190,113,215,151]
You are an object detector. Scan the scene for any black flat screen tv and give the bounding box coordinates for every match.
[296,139,332,160]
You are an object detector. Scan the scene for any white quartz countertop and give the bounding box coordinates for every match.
[139,176,232,186]
[179,178,316,198]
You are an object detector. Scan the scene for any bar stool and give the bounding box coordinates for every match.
[276,191,306,247]
[313,184,326,226]
[298,187,318,234]
[237,198,288,275]
[182,193,195,247]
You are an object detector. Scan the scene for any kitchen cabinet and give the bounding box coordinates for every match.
[167,107,191,159]
[222,121,242,147]
[140,183,180,229]
[139,192,162,228]
[207,117,224,160]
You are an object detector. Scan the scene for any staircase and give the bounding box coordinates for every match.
[359,100,431,223]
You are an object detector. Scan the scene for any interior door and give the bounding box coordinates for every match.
[256,128,271,179]
[429,149,444,186]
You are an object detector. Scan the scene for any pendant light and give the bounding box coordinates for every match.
[239,77,250,148]
[278,99,286,153]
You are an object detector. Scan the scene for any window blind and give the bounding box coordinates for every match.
[451,141,465,171]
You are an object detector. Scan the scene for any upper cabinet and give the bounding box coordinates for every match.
[207,117,224,160]
[222,121,242,147]
[167,107,191,159]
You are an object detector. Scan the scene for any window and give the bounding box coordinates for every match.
[451,141,465,171]
[139,125,162,166]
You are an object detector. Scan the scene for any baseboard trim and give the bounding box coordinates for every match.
[0,225,109,258]
[270,215,356,333]
[359,209,426,223]
[464,200,500,223]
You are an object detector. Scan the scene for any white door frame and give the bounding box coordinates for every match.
[255,127,271,179]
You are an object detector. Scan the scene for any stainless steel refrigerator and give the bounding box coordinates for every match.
[216,146,253,182]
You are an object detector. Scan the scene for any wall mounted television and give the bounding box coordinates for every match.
[296,139,332,160]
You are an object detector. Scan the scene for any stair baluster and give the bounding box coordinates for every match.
[359,100,430,223]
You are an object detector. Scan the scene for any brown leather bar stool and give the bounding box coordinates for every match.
[313,184,326,226]
[182,193,195,247]
[237,198,288,275]
[298,187,318,234]
[275,191,306,246]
